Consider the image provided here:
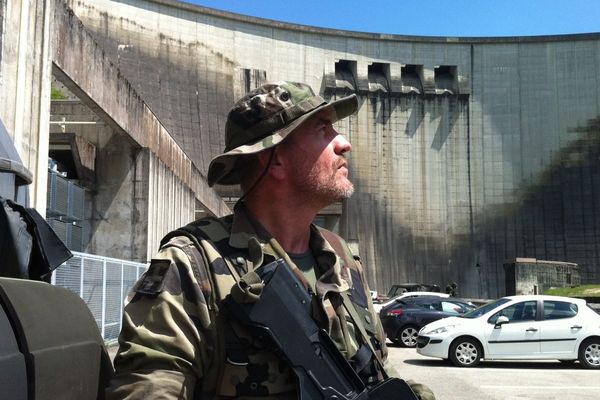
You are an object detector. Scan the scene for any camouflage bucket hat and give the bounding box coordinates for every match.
[207,81,358,186]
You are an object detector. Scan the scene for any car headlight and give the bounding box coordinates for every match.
[424,325,455,335]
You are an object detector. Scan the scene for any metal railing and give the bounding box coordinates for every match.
[52,251,147,343]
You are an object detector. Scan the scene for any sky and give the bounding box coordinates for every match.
[185,0,600,37]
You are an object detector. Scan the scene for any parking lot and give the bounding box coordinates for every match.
[387,344,599,400]
[107,342,599,399]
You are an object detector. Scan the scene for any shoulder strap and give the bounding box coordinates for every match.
[162,217,261,393]
[319,229,388,378]
[318,228,353,266]
[172,218,269,304]
[340,292,387,377]
[164,217,242,283]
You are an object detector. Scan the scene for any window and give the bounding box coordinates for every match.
[543,301,578,320]
[489,301,537,324]
[405,298,438,311]
[368,63,390,93]
[463,298,511,319]
[401,64,423,94]
[335,60,357,91]
[434,65,457,94]
[441,301,464,315]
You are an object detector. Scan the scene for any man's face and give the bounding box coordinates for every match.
[279,109,354,205]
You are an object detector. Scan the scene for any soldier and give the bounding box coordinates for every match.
[106,81,435,399]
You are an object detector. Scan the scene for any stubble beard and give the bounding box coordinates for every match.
[301,161,354,205]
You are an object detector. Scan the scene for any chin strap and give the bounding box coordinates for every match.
[238,148,276,204]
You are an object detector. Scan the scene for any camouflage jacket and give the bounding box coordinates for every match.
[106,204,388,399]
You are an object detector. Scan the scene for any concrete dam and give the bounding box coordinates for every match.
[64,0,600,297]
[49,0,600,297]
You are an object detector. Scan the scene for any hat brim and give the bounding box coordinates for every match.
[207,93,358,186]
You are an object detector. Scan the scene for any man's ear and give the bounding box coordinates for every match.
[257,147,286,181]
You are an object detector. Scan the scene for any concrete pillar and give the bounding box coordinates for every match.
[0,0,52,213]
[88,130,146,261]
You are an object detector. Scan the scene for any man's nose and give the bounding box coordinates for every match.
[334,133,352,154]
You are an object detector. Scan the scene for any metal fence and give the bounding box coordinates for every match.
[52,251,147,343]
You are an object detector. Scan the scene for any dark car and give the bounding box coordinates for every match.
[379,296,475,347]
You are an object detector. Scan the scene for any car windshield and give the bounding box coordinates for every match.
[461,298,511,319]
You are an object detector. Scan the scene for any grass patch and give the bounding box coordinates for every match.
[544,285,600,297]
[51,84,68,100]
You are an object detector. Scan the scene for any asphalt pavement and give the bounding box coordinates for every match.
[106,340,598,399]
[386,343,599,400]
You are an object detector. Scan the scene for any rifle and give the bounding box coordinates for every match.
[224,258,418,400]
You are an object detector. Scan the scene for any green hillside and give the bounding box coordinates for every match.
[544,285,600,297]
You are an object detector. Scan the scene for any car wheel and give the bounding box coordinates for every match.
[449,337,482,367]
[578,338,600,369]
[397,326,419,348]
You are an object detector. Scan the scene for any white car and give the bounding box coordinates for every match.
[416,295,600,368]
[373,291,450,313]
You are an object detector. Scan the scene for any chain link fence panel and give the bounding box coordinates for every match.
[52,251,147,343]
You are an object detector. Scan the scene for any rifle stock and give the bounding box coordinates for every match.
[224,259,418,400]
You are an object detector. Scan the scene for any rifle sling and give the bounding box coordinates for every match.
[340,291,388,379]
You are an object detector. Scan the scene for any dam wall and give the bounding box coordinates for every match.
[64,0,600,296]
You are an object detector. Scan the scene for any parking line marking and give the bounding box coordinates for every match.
[481,386,600,390]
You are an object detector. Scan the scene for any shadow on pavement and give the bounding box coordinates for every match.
[402,358,582,370]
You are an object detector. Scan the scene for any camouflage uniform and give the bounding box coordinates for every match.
[107,202,389,399]
[106,82,435,400]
